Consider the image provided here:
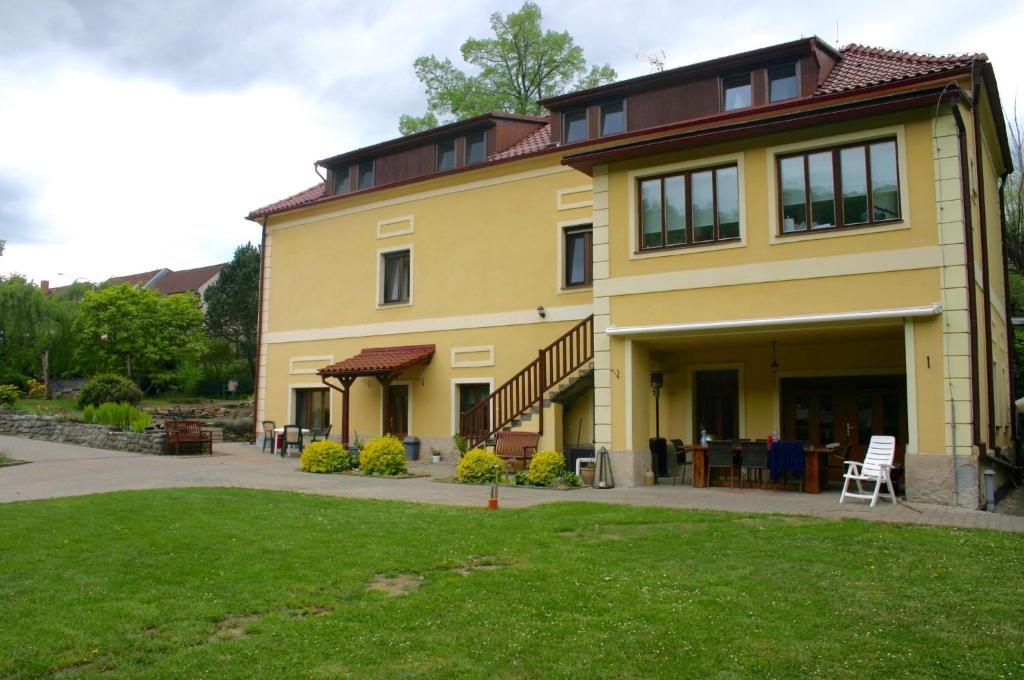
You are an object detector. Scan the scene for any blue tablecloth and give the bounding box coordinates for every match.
[769,441,805,483]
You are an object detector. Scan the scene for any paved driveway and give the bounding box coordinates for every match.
[2,435,1022,533]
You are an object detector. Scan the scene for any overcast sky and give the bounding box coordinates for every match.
[1,0,1020,286]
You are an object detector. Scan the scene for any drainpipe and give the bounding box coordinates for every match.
[971,72,996,451]
[951,101,983,450]
[252,216,268,443]
[998,176,1018,462]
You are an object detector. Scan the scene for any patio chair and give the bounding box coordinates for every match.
[670,438,691,485]
[739,441,769,489]
[280,425,304,458]
[707,440,737,488]
[839,435,897,507]
[309,425,332,443]
[261,420,276,453]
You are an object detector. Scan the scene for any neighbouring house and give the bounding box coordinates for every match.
[248,38,1015,508]
[44,264,224,307]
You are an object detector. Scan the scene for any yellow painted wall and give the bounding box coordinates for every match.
[265,155,593,333]
[562,388,594,448]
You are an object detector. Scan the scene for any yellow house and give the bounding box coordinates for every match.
[248,38,1015,508]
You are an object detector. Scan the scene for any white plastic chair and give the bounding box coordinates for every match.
[839,435,897,507]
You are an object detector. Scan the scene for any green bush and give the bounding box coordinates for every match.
[359,435,407,475]
[0,371,28,392]
[25,379,46,400]
[457,448,504,483]
[526,450,566,487]
[77,374,143,409]
[0,384,20,407]
[300,441,350,473]
[89,402,151,432]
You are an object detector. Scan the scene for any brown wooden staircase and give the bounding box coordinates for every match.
[460,315,594,449]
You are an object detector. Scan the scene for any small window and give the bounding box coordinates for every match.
[563,109,588,143]
[769,63,798,102]
[357,159,374,190]
[333,166,351,195]
[466,132,486,165]
[723,74,751,111]
[564,225,593,288]
[600,100,625,136]
[381,250,410,305]
[639,164,741,251]
[436,139,455,171]
[777,138,900,235]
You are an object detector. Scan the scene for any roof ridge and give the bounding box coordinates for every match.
[841,43,986,63]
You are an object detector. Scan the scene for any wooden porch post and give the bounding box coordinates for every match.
[321,375,356,446]
[377,374,395,436]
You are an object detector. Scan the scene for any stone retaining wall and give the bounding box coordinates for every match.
[0,413,165,455]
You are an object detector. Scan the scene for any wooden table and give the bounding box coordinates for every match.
[687,444,830,493]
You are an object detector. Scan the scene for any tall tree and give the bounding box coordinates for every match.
[203,243,260,381]
[399,2,616,135]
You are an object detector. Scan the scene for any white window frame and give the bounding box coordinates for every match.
[627,151,747,260]
[450,377,495,436]
[376,243,414,309]
[765,124,911,245]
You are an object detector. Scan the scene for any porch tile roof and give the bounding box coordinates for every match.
[318,344,435,378]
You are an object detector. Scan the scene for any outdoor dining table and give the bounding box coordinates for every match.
[685,442,829,493]
[273,427,311,453]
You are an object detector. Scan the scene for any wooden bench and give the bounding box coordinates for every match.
[164,419,213,455]
[493,431,539,471]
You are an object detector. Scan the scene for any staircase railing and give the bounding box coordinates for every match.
[460,314,593,449]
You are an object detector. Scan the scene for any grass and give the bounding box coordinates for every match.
[0,489,1021,679]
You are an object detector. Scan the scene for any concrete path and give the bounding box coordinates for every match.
[2,435,1022,533]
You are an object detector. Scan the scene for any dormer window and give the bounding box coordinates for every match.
[600,100,625,136]
[333,166,352,195]
[769,63,798,102]
[723,74,751,111]
[437,139,455,171]
[563,109,588,144]
[357,159,374,189]
[466,131,486,165]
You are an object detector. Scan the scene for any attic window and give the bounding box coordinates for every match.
[563,109,588,144]
[723,74,751,111]
[600,100,625,136]
[334,166,351,194]
[437,139,455,171]
[466,132,486,165]
[357,160,374,189]
[769,63,798,102]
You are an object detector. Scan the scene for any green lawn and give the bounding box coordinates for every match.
[0,489,1021,679]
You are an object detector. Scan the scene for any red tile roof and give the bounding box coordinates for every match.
[250,42,985,219]
[818,44,984,95]
[105,269,166,287]
[318,344,436,378]
[152,263,224,295]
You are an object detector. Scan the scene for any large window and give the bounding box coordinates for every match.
[638,164,740,251]
[436,139,455,171]
[769,63,798,102]
[563,109,588,143]
[723,74,751,111]
[778,139,899,234]
[564,225,593,288]
[381,250,410,305]
[466,132,486,165]
[600,100,625,136]
[357,159,374,190]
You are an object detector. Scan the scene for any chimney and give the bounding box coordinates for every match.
[41,280,49,294]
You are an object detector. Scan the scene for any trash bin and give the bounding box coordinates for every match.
[403,436,420,461]
[649,437,668,478]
